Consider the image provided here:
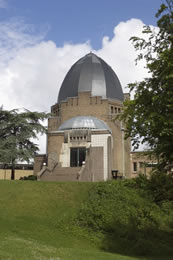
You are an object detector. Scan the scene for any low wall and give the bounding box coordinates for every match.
[0,169,34,180]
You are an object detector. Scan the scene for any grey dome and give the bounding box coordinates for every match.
[58,116,111,132]
[58,53,124,103]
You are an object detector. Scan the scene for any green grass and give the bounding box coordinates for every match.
[0,180,172,260]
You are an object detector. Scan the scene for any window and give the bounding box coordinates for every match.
[70,147,86,167]
[133,162,137,172]
[111,106,113,114]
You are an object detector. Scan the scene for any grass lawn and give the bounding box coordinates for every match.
[0,180,172,260]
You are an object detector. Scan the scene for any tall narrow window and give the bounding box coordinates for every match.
[133,162,137,172]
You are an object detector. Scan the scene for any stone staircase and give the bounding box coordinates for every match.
[40,167,81,182]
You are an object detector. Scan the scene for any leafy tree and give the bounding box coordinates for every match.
[121,0,173,170]
[0,107,49,179]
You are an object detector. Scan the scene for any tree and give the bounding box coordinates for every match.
[120,0,173,171]
[0,107,49,179]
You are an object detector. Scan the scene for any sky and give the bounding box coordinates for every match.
[0,0,164,152]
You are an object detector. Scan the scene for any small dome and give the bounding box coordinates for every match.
[58,53,124,103]
[58,116,111,132]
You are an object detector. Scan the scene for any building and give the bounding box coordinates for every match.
[130,151,157,177]
[34,52,147,181]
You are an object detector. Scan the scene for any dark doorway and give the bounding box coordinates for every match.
[70,147,86,167]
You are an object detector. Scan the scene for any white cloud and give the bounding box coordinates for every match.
[97,19,149,91]
[0,18,46,63]
[0,18,153,153]
[0,40,91,111]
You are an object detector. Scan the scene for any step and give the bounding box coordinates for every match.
[40,167,81,182]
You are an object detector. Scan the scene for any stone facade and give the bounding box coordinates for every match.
[130,152,157,177]
[34,91,132,181]
[34,53,154,181]
[51,92,130,174]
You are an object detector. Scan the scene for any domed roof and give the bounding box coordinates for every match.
[58,53,124,103]
[58,116,111,132]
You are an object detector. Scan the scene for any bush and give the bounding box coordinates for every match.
[130,171,173,204]
[77,181,173,256]
[78,181,159,232]
[20,175,37,181]
[147,171,173,203]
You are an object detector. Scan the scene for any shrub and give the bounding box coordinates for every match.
[130,171,173,204]
[147,171,173,203]
[77,181,173,256]
[20,175,37,180]
[78,181,159,232]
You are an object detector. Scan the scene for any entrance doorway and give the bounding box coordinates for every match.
[70,147,86,167]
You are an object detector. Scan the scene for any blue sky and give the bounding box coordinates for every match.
[1,0,163,49]
[0,0,165,152]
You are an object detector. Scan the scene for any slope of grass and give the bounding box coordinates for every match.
[0,181,92,259]
[0,180,172,260]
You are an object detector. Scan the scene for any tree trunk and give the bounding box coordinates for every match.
[11,160,15,180]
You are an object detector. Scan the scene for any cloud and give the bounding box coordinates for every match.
[0,18,153,152]
[0,18,47,63]
[97,19,149,90]
[0,40,91,111]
